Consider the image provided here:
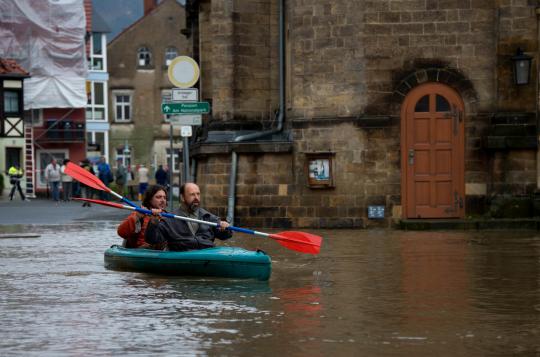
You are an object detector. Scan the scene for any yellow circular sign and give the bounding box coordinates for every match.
[167,56,200,88]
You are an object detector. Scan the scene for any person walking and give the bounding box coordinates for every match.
[137,163,149,201]
[115,158,127,196]
[97,156,112,200]
[154,164,168,187]
[44,158,61,202]
[60,158,73,201]
[80,159,95,207]
[8,163,28,201]
[145,182,232,251]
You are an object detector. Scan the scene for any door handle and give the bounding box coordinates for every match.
[408,149,414,165]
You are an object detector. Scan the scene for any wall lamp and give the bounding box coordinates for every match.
[511,48,532,85]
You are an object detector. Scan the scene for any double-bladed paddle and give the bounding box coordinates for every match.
[65,162,138,208]
[73,197,322,255]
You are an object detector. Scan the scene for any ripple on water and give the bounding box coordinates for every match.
[1,226,540,355]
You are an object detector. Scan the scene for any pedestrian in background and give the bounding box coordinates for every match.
[44,158,61,202]
[115,158,127,196]
[80,159,95,207]
[137,163,149,201]
[60,158,73,201]
[97,156,112,200]
[155,164,168,188]
[8,163,28,201]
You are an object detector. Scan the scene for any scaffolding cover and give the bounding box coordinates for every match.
[0,0,87,109]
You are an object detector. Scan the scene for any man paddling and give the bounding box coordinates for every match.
[145,182,232,251]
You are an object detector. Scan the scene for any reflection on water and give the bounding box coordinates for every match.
[1,225,540,355]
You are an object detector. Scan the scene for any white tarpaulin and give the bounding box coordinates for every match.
[0,0,87,109]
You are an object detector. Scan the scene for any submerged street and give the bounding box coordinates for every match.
[0,199,539,355]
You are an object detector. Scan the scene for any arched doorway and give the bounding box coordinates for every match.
[401,83,465,219]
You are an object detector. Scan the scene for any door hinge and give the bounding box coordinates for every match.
[408,149,415,165]
[444,106,462,135]
[454,191,464,209]
[445,192,464,214]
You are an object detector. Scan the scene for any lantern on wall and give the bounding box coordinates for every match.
[511,48,532,85]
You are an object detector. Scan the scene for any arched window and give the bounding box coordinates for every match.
[165,47,178,66]
[137,47,151,67]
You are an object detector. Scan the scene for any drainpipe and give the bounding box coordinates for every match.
[536,7,540,189]
[226,0,286,224]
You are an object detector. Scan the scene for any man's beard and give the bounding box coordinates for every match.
[188,201,200,212]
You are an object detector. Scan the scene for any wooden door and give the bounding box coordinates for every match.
[401,83,465,218]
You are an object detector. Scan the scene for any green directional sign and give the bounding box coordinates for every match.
[161,102,210,114]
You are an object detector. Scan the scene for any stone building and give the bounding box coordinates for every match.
[182,0,539,228]
[107,0,191,182]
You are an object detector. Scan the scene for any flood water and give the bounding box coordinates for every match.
[1,224,540,356]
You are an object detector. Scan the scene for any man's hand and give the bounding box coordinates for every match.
[218,220,230,231]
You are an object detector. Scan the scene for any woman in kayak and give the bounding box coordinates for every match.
[117,185,167,249]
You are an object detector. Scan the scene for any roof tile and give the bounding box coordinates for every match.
[0,58,29,76]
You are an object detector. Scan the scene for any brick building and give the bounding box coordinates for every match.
[183,0,540,228]
[107,0,191,184]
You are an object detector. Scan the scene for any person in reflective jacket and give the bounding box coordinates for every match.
[145,182,232,251]
[8,164,28,201]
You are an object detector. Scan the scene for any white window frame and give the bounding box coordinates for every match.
[23,109,43,127]
[86,81,108,121]
[86,130,109,160]
[89,33,107,71]
[116,146,132,167]
[4,90,20,114]
[166,148,181,173]
[137,47,152,67]
[112,90,133,122]
[165,47,178,66]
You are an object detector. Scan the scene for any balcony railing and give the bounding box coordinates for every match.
[35,119,85,143]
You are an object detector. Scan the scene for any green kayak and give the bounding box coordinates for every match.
[104,245,271,280]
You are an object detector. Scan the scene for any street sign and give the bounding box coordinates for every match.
[162,102,210,114]
[181,126,192,137]
[166,114,202,126]
[167,56,200,88]
[172,88,198,101]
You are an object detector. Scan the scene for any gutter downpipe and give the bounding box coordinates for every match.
[536,7,540,189]
[226,0,286,224]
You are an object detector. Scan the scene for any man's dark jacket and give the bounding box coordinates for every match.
[155,168,168,186]
[145,207,232,251]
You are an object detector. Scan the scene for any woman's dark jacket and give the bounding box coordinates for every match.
[145,207,232,251]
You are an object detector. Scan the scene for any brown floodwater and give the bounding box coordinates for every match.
[0,224,539,355]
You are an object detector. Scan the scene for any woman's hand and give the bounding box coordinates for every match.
[150,208,162,216]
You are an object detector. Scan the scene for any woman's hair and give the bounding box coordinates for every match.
[142,185,167,208]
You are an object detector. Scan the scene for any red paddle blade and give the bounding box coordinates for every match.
[269,231,322,255]
[73,197,125,209]
[65,162,110,192]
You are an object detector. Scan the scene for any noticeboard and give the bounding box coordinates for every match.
[368,205,385,219]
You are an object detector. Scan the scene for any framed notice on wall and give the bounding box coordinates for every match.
[306,153,334,188]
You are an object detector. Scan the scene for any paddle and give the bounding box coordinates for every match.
[73,197,322,255]
[65,162,138,208]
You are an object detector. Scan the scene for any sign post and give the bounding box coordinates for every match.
[161,102,210,114]
[164,56,205,202]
